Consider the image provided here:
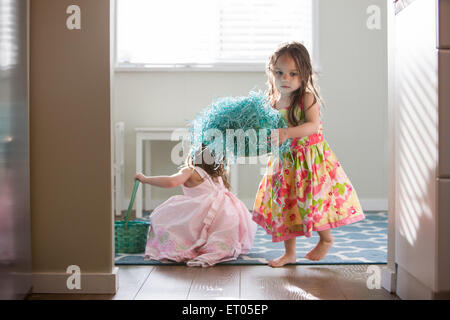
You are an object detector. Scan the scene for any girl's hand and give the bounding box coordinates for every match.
[134,173,147,183]
[271,128,288,146]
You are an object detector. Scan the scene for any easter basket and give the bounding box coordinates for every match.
[186,90,294,208]
[115,180,150,254]
[186,90,291,163]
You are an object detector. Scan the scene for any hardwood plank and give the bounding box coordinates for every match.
[134,265,198,300]
[188,266,240,300]
[285,266,347,300]
[240,265,344,300]
[331,264,400,300]
[113,265,154,300]
[294,264,400,300]
[337,285,399,300]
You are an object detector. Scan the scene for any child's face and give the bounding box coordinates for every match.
[272,54,302,97]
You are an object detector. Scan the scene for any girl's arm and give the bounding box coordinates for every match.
[134,167,194,188]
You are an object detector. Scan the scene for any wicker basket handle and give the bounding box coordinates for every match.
[124,179,141,228]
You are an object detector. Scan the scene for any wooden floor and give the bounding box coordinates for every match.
[27,264,400,300]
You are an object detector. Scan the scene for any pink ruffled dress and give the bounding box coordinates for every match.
[144,166,257,267]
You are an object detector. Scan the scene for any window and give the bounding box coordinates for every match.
[116,0,316,71]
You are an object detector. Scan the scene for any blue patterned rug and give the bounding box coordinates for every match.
[115,211,387,265]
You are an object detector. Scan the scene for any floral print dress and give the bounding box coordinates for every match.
[252,97,365,241]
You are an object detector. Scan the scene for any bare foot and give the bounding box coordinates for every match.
[268,253,297,267]
[305,238,334,261]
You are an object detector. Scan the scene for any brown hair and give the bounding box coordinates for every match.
[179,145,231,190]
[266,41,325,126]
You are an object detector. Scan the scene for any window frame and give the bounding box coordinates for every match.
[113,0,321,73]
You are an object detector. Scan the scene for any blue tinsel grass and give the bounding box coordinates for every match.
[186,90,292,163]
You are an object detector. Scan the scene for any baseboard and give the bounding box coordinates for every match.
[143,198,388,212]
[381,265,397,293]
[432,291,450,299]
[396,264,433,300]
[396,265,450,300]
[32,267,119,294]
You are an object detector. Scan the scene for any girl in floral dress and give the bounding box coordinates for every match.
[252,42,365,267]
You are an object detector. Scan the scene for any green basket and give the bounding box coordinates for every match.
[115,180,151,254]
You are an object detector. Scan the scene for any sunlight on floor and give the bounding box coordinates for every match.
[283,283,319,300]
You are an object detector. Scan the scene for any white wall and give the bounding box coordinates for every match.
[113,0,388,211]
[318,0,388,209]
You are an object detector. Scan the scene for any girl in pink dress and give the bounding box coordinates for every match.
[134,147,257,267]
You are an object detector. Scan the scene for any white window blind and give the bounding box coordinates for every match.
[117,0,313,69]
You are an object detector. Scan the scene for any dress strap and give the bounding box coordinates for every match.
[298,94,322,125]
[299,96,305,121]
[193,166,215,185]
[192,166,208,179]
